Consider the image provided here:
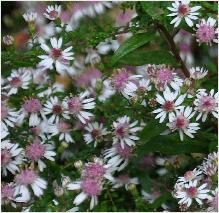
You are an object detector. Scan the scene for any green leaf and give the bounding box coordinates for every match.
[109,31,155,67]
[148,192,173,209]
[139,120,166,142]
[117,50,178,66]
[140,2,164,20]
[137,135,209,156]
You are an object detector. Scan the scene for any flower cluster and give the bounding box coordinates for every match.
[1,1,217,212]
[173,152,218,211]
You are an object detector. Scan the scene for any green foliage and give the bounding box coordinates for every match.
[117,49,178,66]
[109,31,155,67]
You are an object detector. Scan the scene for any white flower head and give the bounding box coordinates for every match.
[189,67,208,80]
[23,11,37,22]
[44,5,61,21]
[38,37,74,75]
[167,0,201,27]
[49,120,74,143]
[15,168,47,202]
[173,180,211,208]
[112,116,142,148]
[1,140,23,176]
[1,102,20,136]
[25,137,56,172]
[153,87,186,123]
[3,35,14,45]
[104,143,134,171]
[194,89,218,122]
[43,96,70,124]
[166,106,200,141]
[83,122,108,147]
[3,68,32,96]
[63,91,95,124]
[195,17,218,46]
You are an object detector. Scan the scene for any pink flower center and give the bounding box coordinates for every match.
[67,97,81,113]
[184,171,194,181]
[31,126,41,135]
[10,76,22,87]
[23,98,42,113]
[186,186,198,198]
[196,24,215,43]
[51,48,62,59]
[112,71,129,90]
[1,105,8,120]
[178,4,189,16]
[175,115,188,129]
[157,68,174,84]
[26,141,45,161]
[1,149,12,166]
[81,178,102,196]
[115,143,133,158]
[163,101,175,112]
[52,104,63,114]
[49,10,59,19]
[117,174,130,184]
[1,184,15,198]
[16,169,37,185]
[115,123,129,138]
[91,129,101,139]
[199,95,216,112]
[57,121,71,133]
[83,163,106,179]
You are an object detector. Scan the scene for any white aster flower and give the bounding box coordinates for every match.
[112,175,139,190]
[123,78,151,101]
[44,5,61,21]
[3,35,14,45]
[67,179,101,210]
[195,17,218,46]
[189,67,208,80]
[166,106,200,141]
[49,120,74,143]
[177,168,203,184]
[194,89,218,122]
[23,11,37,22]
[83,122,108,147]
[1,140,23,176]
[25,137,56,172]
[15,168,47,202]
[111,68,142,99]
[43,96,70,124]
[1,182,19,207]
[3,68,32,95]
[167,0,201,27]
[153,87,186,123]
[17,97,45,127]
[112,116,142,148]
[38,37,74,75]
[173,180,211,207]
[63,91,96,124]
[1,102,20,135]
[104,143,134,171]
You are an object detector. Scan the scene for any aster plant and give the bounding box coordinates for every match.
[1,1,218,212]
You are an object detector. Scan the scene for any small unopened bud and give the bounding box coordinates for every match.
[148,98,157,107]
[74,160,83,169]
[61,175,71,188]
[127,183,136,191]
[3,35,14,46]
[61,141,69,148]
[184,78,192,87]
[54,186,64,197]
